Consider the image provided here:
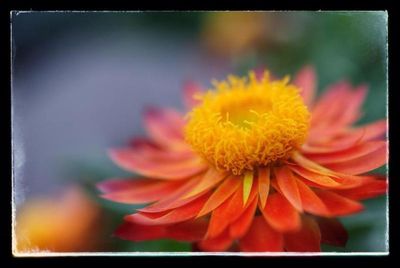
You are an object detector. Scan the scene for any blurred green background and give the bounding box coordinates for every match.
[13,11,387,253]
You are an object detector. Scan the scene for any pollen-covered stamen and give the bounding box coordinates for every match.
[184,71,310,175]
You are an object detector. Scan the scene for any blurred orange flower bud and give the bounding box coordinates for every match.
[14,186,102,253]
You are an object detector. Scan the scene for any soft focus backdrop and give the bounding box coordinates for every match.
[12,11,387,252]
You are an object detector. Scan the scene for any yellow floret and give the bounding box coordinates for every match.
[184,71,310,175]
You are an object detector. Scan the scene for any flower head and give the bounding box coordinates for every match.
[98,66,387,252]
[185,72,309,175]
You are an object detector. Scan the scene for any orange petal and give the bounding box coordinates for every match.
[197,175,241,217]
[260,192,301,233]
[291,154,362,189]
[309,118,387,149]
[329,176,363,189]
[289,165,340,188]
[275,166,303,212]
[294,65,316,107]
[324,145,387,175]
[229,196,258,239]
[310,81,352,125]
[350,119,387,141]
[137,177,201,213]
[333,178,387,200]
[258,167,270,209]
[316,217,348,247]
[296,179,330,217]
[109,148,207,180]
[206,180,258,238]
[313,85,366,130]
[239,216,284,252]
[115,218,208,242]
[333,85,367,126]
[197,229,233,252]
[99,179,186,204]
[305,141,386,165]
[129,138,195,161]
[302,132,365,154]
[205,199,232,238]
[314,190,364,216]
[182,80,203,109]
[143,107,187,149]
[182,168,227,199]
[125,192,211,225]
[284,216,321,252]
[292,169,363,190]
[291,152,336,176]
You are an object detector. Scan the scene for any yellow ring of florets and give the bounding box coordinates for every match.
[184,71,310,175]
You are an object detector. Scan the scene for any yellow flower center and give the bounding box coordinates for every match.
[184,71,310,175]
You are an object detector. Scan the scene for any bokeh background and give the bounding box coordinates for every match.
[12,11,388,253]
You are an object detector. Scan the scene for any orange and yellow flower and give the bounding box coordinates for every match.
[98,66,387,252]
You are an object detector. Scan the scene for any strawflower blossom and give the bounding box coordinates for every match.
[98,66,387,252]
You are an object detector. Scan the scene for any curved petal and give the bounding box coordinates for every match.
[258,167,271,209]
[129,138,195,160]
[291,152,337,176]
[324,145,387,175]
[289,156,364,189]
[294,65,316,107]
[98,178,186,204]
[197,175,241,217]
[206,180,258,238]
[333,178,387,200]
[137,176,201,213]
[275,166,303,211]
[314,190,364,216]
[197,229,233,252]
[310,81,352,125]
[260,192,301,233]
[305,141,386,165]
[125,192,212,225]
[307,119,387,149]
[181,168,227,199]
[303,132,366,154]
[296,179,330,217]
[289,165,340,188]
[109,148,207,180]
[350,119,387,141]
[143,107,188,149]
[239,216,284,252]
[313,84,366,129]
[284,216,321,252]
[331,85,366,126]
[229,196,258,239]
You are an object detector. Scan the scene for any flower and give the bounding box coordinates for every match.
[98,66,387,252]
[15,186,102,253]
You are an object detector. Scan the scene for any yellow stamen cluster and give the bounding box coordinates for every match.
[184,71,310,175]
